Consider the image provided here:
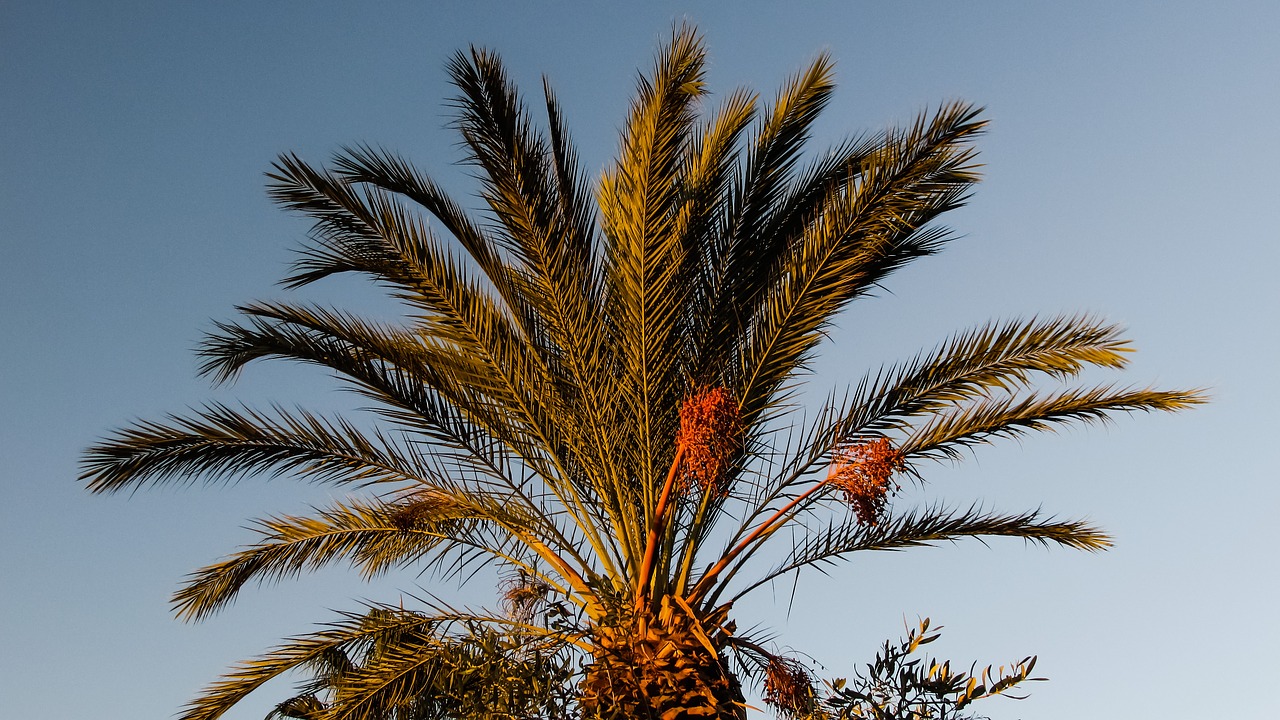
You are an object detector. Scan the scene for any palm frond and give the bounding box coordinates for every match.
[179,607,435,720]
[717,384,1198,583]
[320,620,574,720]
[266,694,325,720]
[694,53,837,379]
[541,79,600,284]
[839,314,1134,437]
[200,306,537,499]
[902,385,1206,462]
[265,157,580,472]
[186,604,578,720]
[328,144,516,310]
[272,166,610,567]
[446,47,560,269]
[598,24,708,503]
[266,155,550,404]
[197,301,557,486]
[200,302,626,580]
[730,505,1111,603]
[675,88,758,372]
[448,48,645,577]
[171,494,515,622]
[736,102,987,429]
[747,315,1137,501]
[82,404,427,493]
[201,301,516,427]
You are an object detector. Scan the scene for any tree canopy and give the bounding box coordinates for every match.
[83,24,1201,720]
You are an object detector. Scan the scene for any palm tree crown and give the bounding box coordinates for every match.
[83,25,1201,720]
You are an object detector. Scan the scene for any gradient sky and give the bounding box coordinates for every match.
[2,2,1276,718]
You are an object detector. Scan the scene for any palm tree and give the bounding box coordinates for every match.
[83,25,1201,720]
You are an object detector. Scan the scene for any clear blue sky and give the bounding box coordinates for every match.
[2,1,1276,718]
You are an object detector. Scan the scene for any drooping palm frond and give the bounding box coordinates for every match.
[82,404,427,493]
[727,505,1111,605]
[197,304,527,487]
[199,301,540,458]
[180,607,436,720]
[900,385,1204,462]
[277,618,579,720]
[689,314,1183,587]
[83,24,1203,720]
[170,492,543,622]
[839,314,1135,435]
[684,384,1197,608]
[185,605,581,720]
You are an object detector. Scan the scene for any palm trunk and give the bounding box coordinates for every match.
[579,598,744,720]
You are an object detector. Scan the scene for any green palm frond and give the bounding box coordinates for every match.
[172,494,509,622]
[198,301,572,494]
[841,314,1132,434]
[598,24,710,504]
[267,155,537,369]
[180,607,436,720]
[266,694,326,720]
[198,302,626,593]
[328,144,514,299]
[676,88,757,251]
[708,384,1195,584]
[745,314,1137,497]
[183,605,581,720]
[286,600,582,720]
[447,47,568,270]
[725,316,1174,537]
[902,385,1205,461]
[736,102,986,428]
[320,620,574,720]
[693,52,836,381]
[172,486,600,625]
[729,505,1110,604]
[202,301,522,430]
[448,47,611,437]
[264,159,578,476]
[199,304,516,462]
[445,48,665,579]
[269,160,609,567]
[81,404,427,493]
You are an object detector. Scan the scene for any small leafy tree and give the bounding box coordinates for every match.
[84,25,1201,720]
[821,619,1041,720]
